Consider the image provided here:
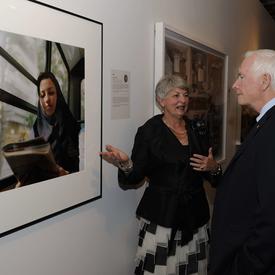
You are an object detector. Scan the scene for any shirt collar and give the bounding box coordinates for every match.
[256,98,275,122]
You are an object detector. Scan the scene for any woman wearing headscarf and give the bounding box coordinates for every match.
[101,75,222,274]
[33,72,80,174]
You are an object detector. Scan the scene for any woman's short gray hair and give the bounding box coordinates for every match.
[155,74,189,99]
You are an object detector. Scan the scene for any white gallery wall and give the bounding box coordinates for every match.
[0,0,274,274]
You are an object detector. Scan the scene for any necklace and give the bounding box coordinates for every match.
[162,118,186,133]
[169,127,186,136]
[162,117,188,145]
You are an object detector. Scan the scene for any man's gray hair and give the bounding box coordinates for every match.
[245,49,275,90]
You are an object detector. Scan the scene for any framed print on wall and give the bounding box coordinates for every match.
[154,22,228,161]
[0,0,102,236]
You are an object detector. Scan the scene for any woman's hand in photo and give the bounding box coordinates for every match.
[56,165,69,176]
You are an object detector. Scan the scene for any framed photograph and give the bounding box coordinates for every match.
[0,0,102,236]
[154,22,228,161]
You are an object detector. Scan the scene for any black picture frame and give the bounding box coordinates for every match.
[0,0,103,236]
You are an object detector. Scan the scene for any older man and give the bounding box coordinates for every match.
[210,49,275,275]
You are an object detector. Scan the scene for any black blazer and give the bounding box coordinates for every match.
[119,115,218,243]
[210,106,275,275]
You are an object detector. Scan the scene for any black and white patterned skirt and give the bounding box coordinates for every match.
[134,219,209,275]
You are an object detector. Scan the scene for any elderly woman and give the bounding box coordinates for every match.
[101,75,221,274]
[33,72,80,175]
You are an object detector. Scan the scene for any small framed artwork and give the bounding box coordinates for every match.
[154,22,228,161]
[0,0,102,236]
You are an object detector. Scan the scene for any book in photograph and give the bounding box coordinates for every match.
[2,137,59,186]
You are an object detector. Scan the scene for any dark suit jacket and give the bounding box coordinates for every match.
[119,115,218,243]
[210,106,275,275]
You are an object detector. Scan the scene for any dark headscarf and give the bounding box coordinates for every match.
[33,72,80,173]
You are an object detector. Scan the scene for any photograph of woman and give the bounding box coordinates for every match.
[100,75,222,274]
[32,72,80,177]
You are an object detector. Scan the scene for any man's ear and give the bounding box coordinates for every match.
[262,73,271,91]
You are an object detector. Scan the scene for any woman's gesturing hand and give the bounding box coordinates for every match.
[190,147,219,172]
[100,144,129,168]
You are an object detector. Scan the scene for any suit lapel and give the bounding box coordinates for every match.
[224,105,275,175]
[224,123,258,174]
